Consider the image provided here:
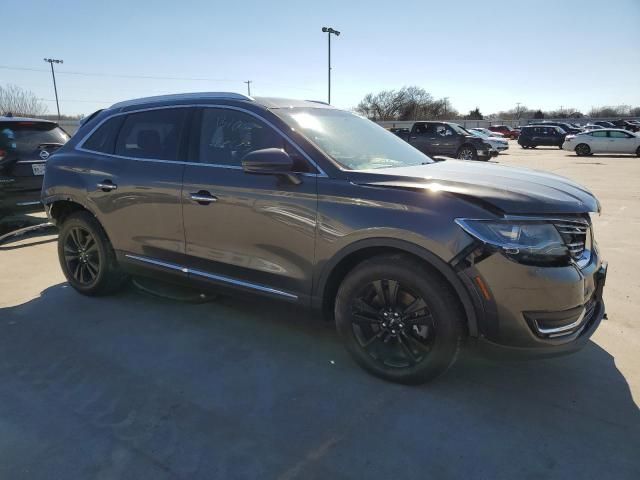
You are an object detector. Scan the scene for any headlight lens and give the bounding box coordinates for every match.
[455,219,568,266]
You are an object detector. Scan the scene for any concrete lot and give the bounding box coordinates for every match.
[1,143,638,479]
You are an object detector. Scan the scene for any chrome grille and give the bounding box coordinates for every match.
[554,219,589,261]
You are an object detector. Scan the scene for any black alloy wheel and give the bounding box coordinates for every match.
[350,279,436,369]
[335,254,465,384]
[57,210,128,295]
[63,226,100,285]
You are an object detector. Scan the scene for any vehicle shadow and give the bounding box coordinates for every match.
[0,212,55,248]
[0,282,638,479]
[563,154,637,159]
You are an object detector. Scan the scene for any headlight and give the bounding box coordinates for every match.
[455,219,569,266]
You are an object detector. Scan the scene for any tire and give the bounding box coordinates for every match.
[335,254,465,385]
[575,143,591,156]
[456,145,477,160]
[636,146,640,157]
[57,210,128,296]
[510,134,516,140]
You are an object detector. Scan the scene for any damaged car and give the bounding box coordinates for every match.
[42,93,607,384]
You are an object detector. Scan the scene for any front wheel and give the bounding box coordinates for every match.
[57,211,128,296]
[575,143,591,156]
[636,146,640,157]
[335,254,465,384]
[457,146,477,160]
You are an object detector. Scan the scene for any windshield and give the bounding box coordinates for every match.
[274,108,432,170]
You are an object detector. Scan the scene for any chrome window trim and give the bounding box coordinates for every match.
[75,103,328,177]
[124,254,298,300]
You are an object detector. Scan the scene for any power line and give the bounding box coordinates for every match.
[0,64,316,92]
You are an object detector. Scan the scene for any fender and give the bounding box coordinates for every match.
[314,237,480,337]
[42,193,101,225]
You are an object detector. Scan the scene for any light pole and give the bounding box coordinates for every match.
[321,27,340,104]
[44,58,63,120]
[244,80,252,96]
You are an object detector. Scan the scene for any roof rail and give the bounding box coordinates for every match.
[110,92,253,109]
[305,99,331,106]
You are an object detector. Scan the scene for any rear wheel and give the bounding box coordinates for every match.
[58,211,128,296]
[335,254,465,384]
[575,143,591,156]
[636,146,640,157]
[457,145,477,160]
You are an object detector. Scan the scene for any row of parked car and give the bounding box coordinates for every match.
[389,119,640,159]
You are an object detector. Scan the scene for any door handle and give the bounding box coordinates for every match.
[409,136,417,140]
[190,191,217,205]
[97,180,117,192]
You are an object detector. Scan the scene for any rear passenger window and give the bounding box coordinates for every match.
[115,109,186,160]
[82,116,123,154]
[198,108,311,172]
[609,131,631,138]
[591,131,608,138]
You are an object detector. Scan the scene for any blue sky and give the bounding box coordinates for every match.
[3,0,639,116]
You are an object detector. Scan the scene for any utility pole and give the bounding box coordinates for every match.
[44,58,63,120]
[516,102,522,119]
[321,27,340,104]
[443,97,449,118]
[244,80,252,96]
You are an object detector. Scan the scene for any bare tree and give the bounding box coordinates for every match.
[355,86,459,121]
[0,84,47,117]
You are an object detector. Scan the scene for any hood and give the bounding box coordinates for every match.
[353,161,600,215]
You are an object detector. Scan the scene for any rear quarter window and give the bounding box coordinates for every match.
[82,116,124,154]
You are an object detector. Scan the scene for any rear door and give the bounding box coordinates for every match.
[607,130,636,153]
[181,106,318,302]
[408,123,434,154]
[81,107,189,265]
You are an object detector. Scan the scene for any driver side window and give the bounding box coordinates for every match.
[198,108,312,172]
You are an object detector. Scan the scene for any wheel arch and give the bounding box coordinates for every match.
[315,238,479,337]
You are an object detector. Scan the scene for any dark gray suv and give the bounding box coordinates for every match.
[42,93,607,384]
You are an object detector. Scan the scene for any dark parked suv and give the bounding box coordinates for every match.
[518,125,567,149]
[42,93,607,384]
[397,121,493,161]
[1,116,69,216]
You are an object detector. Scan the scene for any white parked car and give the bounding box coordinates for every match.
[582,124,604,131]
[470,127,506,138]
[563,129,640,156]
[467,129,509,154]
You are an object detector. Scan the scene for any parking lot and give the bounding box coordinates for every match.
[1,143,638,479]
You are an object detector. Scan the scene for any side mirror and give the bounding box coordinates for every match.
[241,148,301,184]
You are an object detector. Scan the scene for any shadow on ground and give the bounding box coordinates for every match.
[0,282,638,479]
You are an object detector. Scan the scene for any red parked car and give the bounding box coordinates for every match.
[488,125,520,139]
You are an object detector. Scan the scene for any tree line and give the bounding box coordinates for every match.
[355,86,640,121]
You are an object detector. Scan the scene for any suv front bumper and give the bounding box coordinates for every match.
[464,250,607,358]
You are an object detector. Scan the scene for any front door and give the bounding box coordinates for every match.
[433,124,459,156]
[588,130,610,153]
[84,107,189,265]
[181,107,318,303]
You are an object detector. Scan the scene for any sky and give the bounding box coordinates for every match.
[2,0,640,116]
